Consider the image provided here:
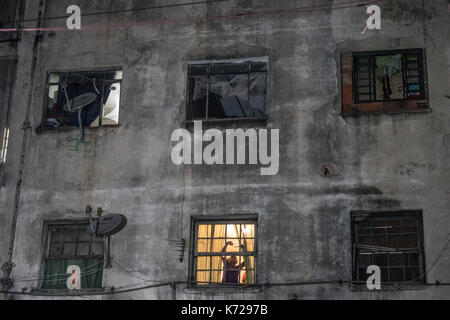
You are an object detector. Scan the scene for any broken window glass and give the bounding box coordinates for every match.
[352,211,425,284]
[44,69,122,129]
[187,59,268,120]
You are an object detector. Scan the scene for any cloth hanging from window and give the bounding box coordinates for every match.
[211,224,226,283]
[41,258,103,289]
[382,68,392,100]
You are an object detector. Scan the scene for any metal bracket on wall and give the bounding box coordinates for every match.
[319,163,338,177]
[175,239,186,263]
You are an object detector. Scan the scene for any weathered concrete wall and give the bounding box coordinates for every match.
[0,0,19,288]
[0,0,449,299]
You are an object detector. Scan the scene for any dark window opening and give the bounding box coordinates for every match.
[351,211,426,284]
[44,69,122,129]
[191,218,257,286]
[41,221,104,290]
[187,59,268,121]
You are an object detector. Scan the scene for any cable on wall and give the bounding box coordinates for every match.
[2,0,233,25]
[0,0,385,32]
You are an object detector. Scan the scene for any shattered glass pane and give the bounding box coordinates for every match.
[45,70,122,129]
[208,74,249,118]
[353,212,424,283]
[187,60,268,120]
[190,76,208,119]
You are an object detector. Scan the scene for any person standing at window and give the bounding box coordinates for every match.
[221,241,245,284]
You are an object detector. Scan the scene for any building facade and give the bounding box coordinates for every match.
[0,0,449,299]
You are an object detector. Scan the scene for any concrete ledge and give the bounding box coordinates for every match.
[348,284,430,292]
[340,108,432,118]
[183,285,263,295]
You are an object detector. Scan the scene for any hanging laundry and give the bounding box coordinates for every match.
[382,68,392,100]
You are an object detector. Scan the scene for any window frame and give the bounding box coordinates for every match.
[341,49,429,114]
[40,67,123,131]
[38,219,105,291]
[351,210,426,285]
[353,49,426,103]
[188,214,259,288]
[185,58,269,122]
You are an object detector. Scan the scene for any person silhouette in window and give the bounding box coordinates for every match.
[221,241,245,284]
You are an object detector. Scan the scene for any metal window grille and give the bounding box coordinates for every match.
[352,211,426,284]
[353,49,425,103]
[41,221,104,289]
[46,224,104,259]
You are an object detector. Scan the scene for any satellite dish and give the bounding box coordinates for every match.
[62,81,98,141]
[63,92,98,112]
[87,214,127,237]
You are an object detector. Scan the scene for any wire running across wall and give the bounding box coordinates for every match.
[396,229,450,289]
[5,226,449,295]
[2,0,233,25]
[12,262,104,283]
[1,279,449,298]
[0,0,385,32]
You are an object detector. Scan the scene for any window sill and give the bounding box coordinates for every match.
[348,283,429,292]
[36,124,121,135]
[341,108,431,117]
[183,284,263,295]
[30,287,110,297]
[183,117,268,130]
[184,117,268,124]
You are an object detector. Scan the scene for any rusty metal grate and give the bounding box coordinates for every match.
[353,49,425,103]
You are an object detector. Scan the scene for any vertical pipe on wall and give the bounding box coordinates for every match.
[4,0,46,300]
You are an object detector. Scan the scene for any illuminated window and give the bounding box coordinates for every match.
[41,220,104,290]
[43,69,122,130]
[191,217,257,286]
[352,210,426,284]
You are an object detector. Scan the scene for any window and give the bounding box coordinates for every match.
[0,127,9,164]
[341,49,429,113]
[187,58,268,121]
[351,211,426,284]
[41,220,104,290]
[191,217,257,286]
[43,69,122,129]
